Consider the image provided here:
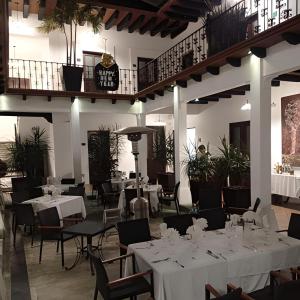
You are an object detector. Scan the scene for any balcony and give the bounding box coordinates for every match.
[4,0,300,103]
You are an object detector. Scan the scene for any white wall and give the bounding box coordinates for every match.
[0,116,17,142]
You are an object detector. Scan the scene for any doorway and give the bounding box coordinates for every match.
[229,121,250,155]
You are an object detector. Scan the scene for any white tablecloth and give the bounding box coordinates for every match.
[118,185,162,213]
[127,228,300,300]
[111,179,135,191]
[271,173,300,198]
[24,195,86,220]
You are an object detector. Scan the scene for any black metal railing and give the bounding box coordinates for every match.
[8,59,137,95]
[138,0,300,90]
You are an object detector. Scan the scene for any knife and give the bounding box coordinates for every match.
[206,250,219,259]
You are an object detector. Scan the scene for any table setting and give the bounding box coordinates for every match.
[126,215,300,300]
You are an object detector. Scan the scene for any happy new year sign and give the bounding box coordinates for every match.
[95,63,119,91]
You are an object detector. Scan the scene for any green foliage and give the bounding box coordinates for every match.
[215,136,250,185]
[153,131,174,169]
[183,141,215,184]
[0,159,7,178]
[183,137,250,186]
[39,0,104,65]
[8,127,49,179]
[88,125,124,185]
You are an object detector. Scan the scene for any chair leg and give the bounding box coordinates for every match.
[93,287,98,300]
[56,240,60,253]
[61,239,64,267]
[13,222,17,248]
[175,200,180,215]
[120,258,123,278]
[39,239,43,264]
[31,225,34,247]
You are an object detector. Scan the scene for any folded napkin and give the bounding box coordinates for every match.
[242,211,260,224]
[230,214,241,226]
[161,227,180,240]
[192,217,208,230]
[160,223,168,236]
[186,225,204,240]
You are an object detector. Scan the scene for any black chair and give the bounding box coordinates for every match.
[227,198,261,215]
[247,270,300,300]
[157,172,175,194]
[223,186,251,210]
[129,172,141,179]
[29,187,44,199]
[13,203,36,247]
[102,182,120,209]
[117,218,152,277]
[67,186,85,197]
[77,182,85,187]
[159,181,180,215]
[277,212,300,240]
[196,208,226,231]
[37,207,75,267]
[198,187,222,210]
[11,190,30,204]
[61,178,75,184]
[124,188,143,219]
[11,177,30,193]
[163,214,193,236]
[205,284,248,300]
[88,247,154,300]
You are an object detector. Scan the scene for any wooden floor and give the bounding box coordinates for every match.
[11,202,300,300]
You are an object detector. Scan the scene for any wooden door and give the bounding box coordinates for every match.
[82,51,102,92]
[137,57,158,91]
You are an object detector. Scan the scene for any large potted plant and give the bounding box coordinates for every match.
[183,142,222,209]
[39,0,103,91]
[8,127,50,185]
[215,137,251,209]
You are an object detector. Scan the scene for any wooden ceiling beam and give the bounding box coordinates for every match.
[38,0,46,21]
[164,11,198,22]
[201,96,219,101]
[146,93,155,100]
[226,57,241,67]
[176,80,187,88]
[190,73,202,82]
[177,0,208,10]
[23,0,30,18]
[117,13,132,31]
[275,74,300,82]
[140,17,157,34]
[169,5,205,18]
[282,32,300,45]
[128,15,145,33]
[170,22,188,38]
[105,10,119,30]
[189,99,208,104]
[213,93,232,98]
[151,19,168,36]
[155,90,164,96]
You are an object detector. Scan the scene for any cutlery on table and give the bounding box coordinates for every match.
[173,260,185,268]
[151,258,170,263]
[206,250,219,259]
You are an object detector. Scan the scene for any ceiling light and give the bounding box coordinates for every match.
[195,98,199,102]
[241,100,251,111]
[271,101,276,108]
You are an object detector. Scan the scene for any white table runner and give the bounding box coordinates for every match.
[127,228,300,300]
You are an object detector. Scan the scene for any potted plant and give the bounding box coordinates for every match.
[216,137,251,209]
[39,0,104,91]
[183,142,222,209]
[7,127,50,185]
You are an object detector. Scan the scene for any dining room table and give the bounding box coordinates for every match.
[118,184,162,214]
[23,194,86,224]
[125,226,300,300]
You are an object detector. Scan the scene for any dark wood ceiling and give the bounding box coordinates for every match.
[9,0,221,38]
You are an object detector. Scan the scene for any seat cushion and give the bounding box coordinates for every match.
[109,277,151,300]
[216,288,242,300]
[248,286,273,300]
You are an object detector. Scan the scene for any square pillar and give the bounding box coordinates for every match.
[174,86,192,206]
[136,113,148,179]
[70,98,82,183]
[250,55,272,208]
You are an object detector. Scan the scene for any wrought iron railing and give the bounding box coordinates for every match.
[8,59,137,95]
[138,0,300,90]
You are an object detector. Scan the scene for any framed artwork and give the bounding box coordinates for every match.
[282,93,300,166]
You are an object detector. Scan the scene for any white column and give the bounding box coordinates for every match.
[250,55,272,208]
[136,113,148,179]
[70,98,82,183]
[174,86,192,206]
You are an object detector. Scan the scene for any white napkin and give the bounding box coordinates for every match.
[161,227,180,240]
[242,211,260,224]
[186,225,203,241]
[230,214,241,226]
[192,217,208,230]
[160,223,167,236]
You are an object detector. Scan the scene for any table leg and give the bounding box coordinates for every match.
[87,236,95,276]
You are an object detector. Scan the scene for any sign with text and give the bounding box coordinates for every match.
[94,63,119,91]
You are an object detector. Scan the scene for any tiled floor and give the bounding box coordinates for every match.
[15,204,300,300]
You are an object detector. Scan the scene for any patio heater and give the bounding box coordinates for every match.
[114,126,155,219]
